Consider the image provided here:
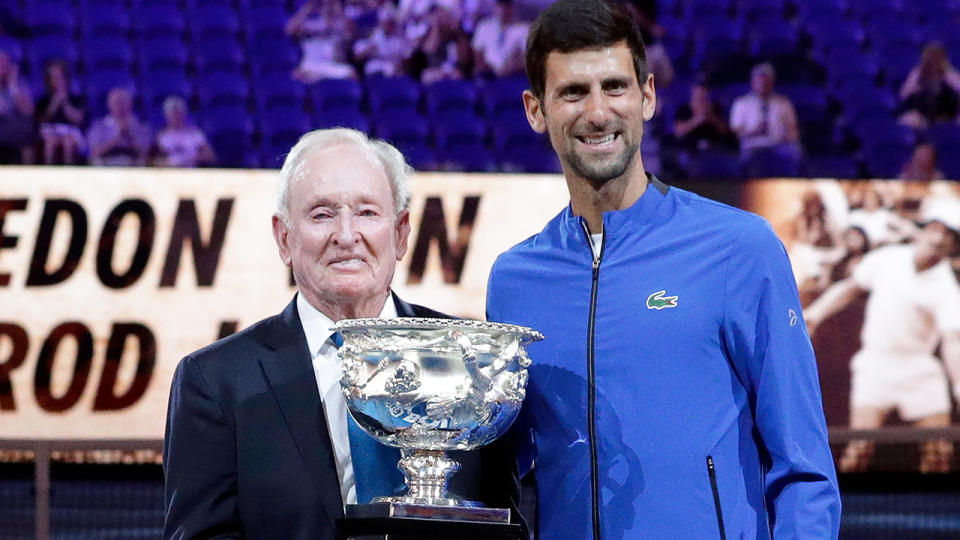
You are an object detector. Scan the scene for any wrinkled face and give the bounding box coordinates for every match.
[524,41,655,185]
[273,143,410,315]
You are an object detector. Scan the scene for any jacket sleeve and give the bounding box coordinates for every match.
[163,356,242,540]
[721,219,841,539]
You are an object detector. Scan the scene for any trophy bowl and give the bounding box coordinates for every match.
[332,317,543,512]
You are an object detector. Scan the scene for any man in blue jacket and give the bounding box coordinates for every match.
[485,1,841,538]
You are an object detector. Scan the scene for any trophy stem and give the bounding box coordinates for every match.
[381,448,476,507]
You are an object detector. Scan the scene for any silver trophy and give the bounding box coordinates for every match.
[332,317,543,523]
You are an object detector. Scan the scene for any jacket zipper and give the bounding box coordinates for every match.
[707,456,727,540]
[581,219,603,540]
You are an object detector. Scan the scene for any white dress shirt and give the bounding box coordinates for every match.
[296,293,398,506]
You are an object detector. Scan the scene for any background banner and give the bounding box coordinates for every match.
[0,167,569,439]
[2,169,959,439]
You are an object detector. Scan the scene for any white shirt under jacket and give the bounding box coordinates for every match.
[296,292,397,507]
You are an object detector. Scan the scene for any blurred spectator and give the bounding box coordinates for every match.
[899,140,945,182]
[87,87,152,167]
[730,63,801,173]
[472,0,528,78]
[353,4,415,77]
[461,0,495,33]
[36,59,85,165]
[622,1,672,90]
[0,48,34,164]
[343,0,381,37]
[672,82,734,151]
[847,186,916,247]
[287,0,357,82]
[414,4,473,83]
[154,96,215,168]
[897,42,960,130]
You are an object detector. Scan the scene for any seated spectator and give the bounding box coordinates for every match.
[414,3,473,83]
[353,4,415,78]
[87,87,152,167]
[36,59,85,165]
[730,63,802,174]
[286,0,357,82]
[472,0,528,78]
[897,42,960,130]
[673,82,735,151]
[0,48,34,164]
[154,96,215,168]
[899,140,945,182]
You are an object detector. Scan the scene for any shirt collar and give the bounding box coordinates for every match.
[296,292,397,359]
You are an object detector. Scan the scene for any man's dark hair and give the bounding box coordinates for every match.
[525,0,648,101]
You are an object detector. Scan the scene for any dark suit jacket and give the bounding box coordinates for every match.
[163,294,523,540]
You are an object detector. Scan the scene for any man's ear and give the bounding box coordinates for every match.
[523,90,547,133]
[272,214,292,267]
[641,73,656,121]
[395,210,411,261]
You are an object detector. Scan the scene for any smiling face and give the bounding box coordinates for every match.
[523,41,655,186]
[272,142,410,320]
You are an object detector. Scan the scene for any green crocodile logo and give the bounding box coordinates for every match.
[646,290,679,310]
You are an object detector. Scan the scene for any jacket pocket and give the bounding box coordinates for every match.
[706,455,727,540]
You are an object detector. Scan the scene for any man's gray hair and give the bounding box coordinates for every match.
[276,128,412,223]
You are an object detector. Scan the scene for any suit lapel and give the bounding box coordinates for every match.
[258,298,343,530]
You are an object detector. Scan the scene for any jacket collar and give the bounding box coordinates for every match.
[559,172,670,240]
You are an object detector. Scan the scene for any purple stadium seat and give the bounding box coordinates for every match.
[863,139,912,178]
[437,140,496,172]
[805,154,860,179]
[748,20,800,58]
[433,111,486,152]
[195,69,249,108]
[253,76,307,112]
[480,76,528,121]
[780,83,829,123]
[258,104,311,160]
[84,36,134,71]
[138,36,189,71]
[134,5,186,39]
[424,79,478,118]
[374,110,429,147]
[26,1,75,36]
[313,107,369,133]
[27,34,79,75]
[498,143,561,174]
[366,76,421,115]
[242,5,290,41]
[685,148,742,180]
[82,8,131,38]
[140,67,192,121]
[193,37,245,72]
[189,5,241,41]
[309,79,363,113]
[926,124,960,156]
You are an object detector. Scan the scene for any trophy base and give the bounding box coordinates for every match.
[338,502,522,540]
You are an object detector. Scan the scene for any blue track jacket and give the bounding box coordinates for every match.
[486,177,840,539]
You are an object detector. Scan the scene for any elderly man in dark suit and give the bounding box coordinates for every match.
[162,128,522,539]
